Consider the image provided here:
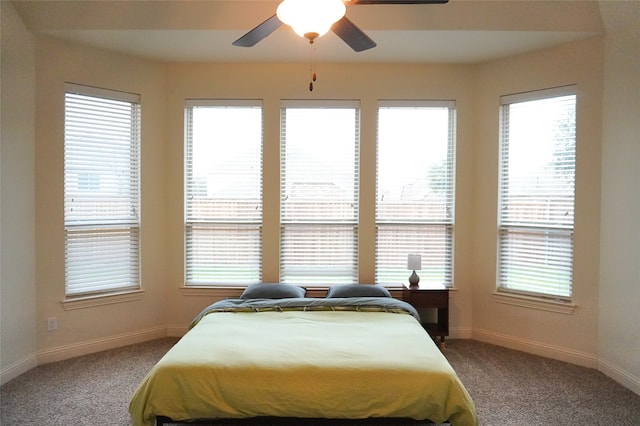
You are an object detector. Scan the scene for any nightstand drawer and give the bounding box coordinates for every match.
[407,290,448,307]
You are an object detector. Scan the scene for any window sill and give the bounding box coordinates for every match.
[179,284,408,299]
[492,291,576,315]
[180,286,245,298]
[62,289,145,311]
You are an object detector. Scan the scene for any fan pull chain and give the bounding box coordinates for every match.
[309,42,317,92]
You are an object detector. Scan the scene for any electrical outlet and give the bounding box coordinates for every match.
[47,317,58,331]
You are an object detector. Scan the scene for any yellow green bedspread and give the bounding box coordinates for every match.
[129,299,477,426]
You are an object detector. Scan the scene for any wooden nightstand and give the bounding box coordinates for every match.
[402,282,449,349]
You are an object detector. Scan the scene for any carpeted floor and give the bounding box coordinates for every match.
[1,338,177,426]
[1,338,639,425]
[444,340,640,425]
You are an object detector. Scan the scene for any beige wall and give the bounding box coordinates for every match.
[1,1,37,384]
[472,37,604,366]
[18,35,605,358]
[598,0,640,394]
[34,37,168,360]
[163,62,476,332]
[30,35,606,363]
[30,48,479,352]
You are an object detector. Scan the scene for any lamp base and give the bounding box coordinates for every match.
[408,270,420,287]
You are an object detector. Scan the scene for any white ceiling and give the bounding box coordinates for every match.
[12,0,605,64]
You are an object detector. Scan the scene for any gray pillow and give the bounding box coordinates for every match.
[240,283,306,299]
[326,284,391,298]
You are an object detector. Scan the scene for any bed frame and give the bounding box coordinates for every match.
[156,416,443,425]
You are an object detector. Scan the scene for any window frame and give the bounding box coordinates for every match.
[279,100,360,285]
[497,85,577,301]
[63,83,141,298]
[374,100,457,287]
[183,99,264,286]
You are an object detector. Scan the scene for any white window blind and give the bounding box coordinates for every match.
[280,101,359,284]
[185,100,263,285]
[498,86,576,300]
[375,101,456,285]
[64,83,141,296]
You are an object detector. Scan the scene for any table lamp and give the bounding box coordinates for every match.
[407,254,422,287]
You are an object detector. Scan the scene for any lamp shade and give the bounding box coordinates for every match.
[277,0,346,39]
[407,254,422,271]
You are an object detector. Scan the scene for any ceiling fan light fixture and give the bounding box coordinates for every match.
[276,0,346,40]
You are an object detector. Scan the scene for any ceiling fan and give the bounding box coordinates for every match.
[233,0,449,52]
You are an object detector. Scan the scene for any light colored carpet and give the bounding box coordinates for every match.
[445,340,640,425]
[1,338,639,425]
[1,338,177,425]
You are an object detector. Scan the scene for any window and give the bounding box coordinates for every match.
[375,101,456,285]
[185,100,263,285]
[280,101,359,284]
[64,83,141,296]
[498,86,576,300]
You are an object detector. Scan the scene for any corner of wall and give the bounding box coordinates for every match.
[1,0,38,385]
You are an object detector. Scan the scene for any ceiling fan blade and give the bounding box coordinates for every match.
[332,16,377,52]
[348,1,448,4]
[233,15,283,47]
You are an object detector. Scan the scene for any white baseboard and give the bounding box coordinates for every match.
[11,323,640,399]
[166,323,639,397]
[472,327,598,368]
[166,325,188,337]
[598,356,640,396]
[472,328,640,396]
[1,352,38,386]
[449,326,473,339]
[36,325,167,365]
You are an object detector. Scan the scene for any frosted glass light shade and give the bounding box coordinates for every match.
[277,0,346,39]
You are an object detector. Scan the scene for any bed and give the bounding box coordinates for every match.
[129,284,477,426]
